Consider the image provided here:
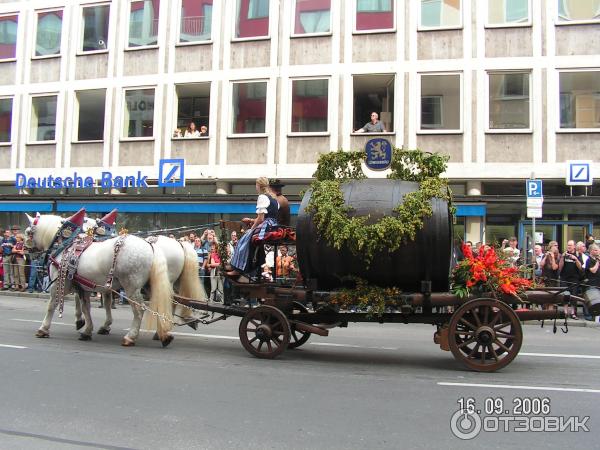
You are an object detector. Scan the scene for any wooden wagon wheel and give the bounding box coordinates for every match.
[239,305,291,359]
[288,301,311,349]
[448,298,522,372]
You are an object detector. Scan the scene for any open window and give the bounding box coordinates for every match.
[128,0,160,48]
[123,88,155,138]
[293,0,331,36]
[175,83,210,138]
[420,73,461,132]
[0,15,18,60]
[559,71,600,130]
[76,89,106,141]
[35,9,63,57]
[488,72,531,130]
[235,0,269,39]
[231,81,267,134]
[81,4,110,52]
[180,0,212,43]
[291,78,329,133]
[353,74,394,133]
[30,95,58,142]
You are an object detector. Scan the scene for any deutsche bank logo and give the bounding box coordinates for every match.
[566,160,593,186]
[158,159,185,187]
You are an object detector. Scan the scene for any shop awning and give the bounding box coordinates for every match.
[455,204,486,217]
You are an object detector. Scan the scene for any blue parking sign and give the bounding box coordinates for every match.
[526,179,542,198]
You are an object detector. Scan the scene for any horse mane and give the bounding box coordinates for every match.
[35,215,64,250]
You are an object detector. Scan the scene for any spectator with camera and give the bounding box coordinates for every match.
[559,240,584,319]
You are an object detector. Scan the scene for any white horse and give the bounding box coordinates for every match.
[26,213,175,347]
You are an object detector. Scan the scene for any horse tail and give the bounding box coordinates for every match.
[178,242,207,301]
[148,246,174,339]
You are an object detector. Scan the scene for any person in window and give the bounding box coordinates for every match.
[227,177,279,279]
[355,112,386,133]
[184,121,200,138]
[200,125,208,136]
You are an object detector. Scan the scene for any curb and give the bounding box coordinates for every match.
[0,290,75,301]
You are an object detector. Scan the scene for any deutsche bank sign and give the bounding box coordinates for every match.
[15,159,186,190]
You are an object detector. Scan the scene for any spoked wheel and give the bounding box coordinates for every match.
[288,301,311,349]
[239,305,291,359]
[448,298,523,372]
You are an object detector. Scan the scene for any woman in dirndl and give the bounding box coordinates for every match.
[227,177,279,278]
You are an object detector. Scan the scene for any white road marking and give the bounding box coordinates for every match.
[0,344,27,349]
[520,352,600,359]
[11,319,70,326]
[438,382,600,394]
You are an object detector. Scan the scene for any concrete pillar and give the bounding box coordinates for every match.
[215,181,230,195]
[466,181,482,196]
[465,217,482,244]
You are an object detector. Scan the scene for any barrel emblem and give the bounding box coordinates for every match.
[365,138,392,171]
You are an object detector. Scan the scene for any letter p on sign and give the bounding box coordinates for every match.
[526,179,542,198]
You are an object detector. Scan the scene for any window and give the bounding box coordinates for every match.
[82,4,110,52]
[353,74,394,132]
[420,74,461,131]
[0,98,12,142]
[355,0,394,32]
[180,0,212,43]
[293,0,331,35]
[0,15,18,60]
[232,81,267,134]
[129,0,160,48]
[123,88,155,138]
[487,0,530,26]
[76,90,106,141]
[236,0,269,38]
[420,0,462,29]
[488,72,530,130]
[35,10,63,57]
[175,83,210,137]
[560,71,600,129]
[558,0,600,23]
[291,79,328,133]
[30,95,57,142]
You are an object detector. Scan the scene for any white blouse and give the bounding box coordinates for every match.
[256,194,271,214]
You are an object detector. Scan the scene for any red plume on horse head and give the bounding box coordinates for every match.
[66,208,86,227]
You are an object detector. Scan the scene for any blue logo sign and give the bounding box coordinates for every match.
[567,160,592,186]
[526,179,543,198]
[158,159,185,188]
[365,138,392,171]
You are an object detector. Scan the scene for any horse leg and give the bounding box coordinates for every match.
[122,290,144,346]
[98,292,113,335]
[78,291,93,341]
[74,292,85,331]
[36,285,58,338]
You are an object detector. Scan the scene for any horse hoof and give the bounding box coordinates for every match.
[152,332,159,341]
[97,328,110,335]
[35,329,49,338]
[75,319,85,330]
[121,337,135,347]
[78,333,92,341]
[161,335,174,348]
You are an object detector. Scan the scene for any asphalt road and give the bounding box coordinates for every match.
[0,296,599,450]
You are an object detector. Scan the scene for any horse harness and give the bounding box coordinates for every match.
[48,234,128,317]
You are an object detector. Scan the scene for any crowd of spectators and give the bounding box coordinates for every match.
[0,226,46,293]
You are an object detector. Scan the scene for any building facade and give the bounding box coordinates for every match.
[0,0,599,246]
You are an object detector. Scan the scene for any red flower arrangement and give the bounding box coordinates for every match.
[451,244,532,299]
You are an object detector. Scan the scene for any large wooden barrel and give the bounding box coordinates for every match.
[296,179,452,291]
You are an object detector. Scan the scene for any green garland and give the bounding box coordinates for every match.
[305,148,452,266]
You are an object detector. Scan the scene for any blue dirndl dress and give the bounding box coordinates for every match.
[230,194,279,274]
